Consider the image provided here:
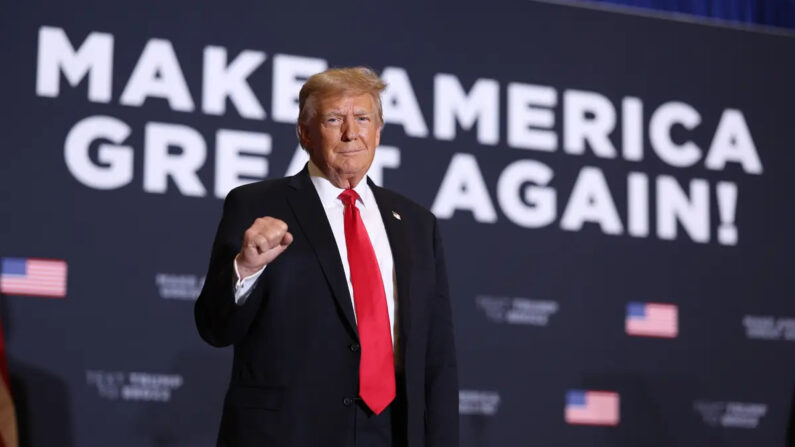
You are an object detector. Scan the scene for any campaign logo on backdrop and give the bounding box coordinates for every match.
[564,390,620,426]
[0,257,67,298]
[155,273,204,301]
[625,302,678,338]
[742,315,795,341]
[34,26,764,247]
[459,390,501,416]
[693,400,768,429]
[476,296,559,326]
[86,370,184,402]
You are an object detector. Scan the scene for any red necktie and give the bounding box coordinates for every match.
[339,189,395,415]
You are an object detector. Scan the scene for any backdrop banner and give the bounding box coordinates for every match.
[1,0,794,445]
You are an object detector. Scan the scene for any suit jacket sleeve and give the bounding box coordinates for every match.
[425,217,459,446]
[194,188,264,347]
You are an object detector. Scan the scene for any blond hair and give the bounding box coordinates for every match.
[298,66,387,127]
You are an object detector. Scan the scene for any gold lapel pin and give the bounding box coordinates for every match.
[392,211,401,220]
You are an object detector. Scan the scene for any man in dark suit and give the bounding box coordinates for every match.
[195,66,459,446]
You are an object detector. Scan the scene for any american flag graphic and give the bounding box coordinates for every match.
[625,302,678,338]
[0,257,67,298]
[565,390,620,426]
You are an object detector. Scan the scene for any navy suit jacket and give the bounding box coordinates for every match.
[195,167,459,446]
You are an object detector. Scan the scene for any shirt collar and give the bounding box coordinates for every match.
[307,160,371,208]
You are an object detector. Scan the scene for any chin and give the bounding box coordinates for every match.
[331,164,366,182]
[336,159,367,173]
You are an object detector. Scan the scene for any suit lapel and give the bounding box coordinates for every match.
[368,179,413,362]
[286,167,358,338]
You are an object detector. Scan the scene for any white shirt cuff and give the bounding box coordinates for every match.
[233,259,266,305]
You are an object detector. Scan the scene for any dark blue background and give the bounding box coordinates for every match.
[579,0,795,28]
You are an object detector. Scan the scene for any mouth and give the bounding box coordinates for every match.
[337,148,366,155]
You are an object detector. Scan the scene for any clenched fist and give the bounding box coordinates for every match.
[236,217,293,278]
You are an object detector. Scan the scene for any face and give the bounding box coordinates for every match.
[299,93,381,189]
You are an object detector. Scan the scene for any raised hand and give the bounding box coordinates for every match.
[235,217,293,278]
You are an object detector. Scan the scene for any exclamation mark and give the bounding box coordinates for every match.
[717,182,738,245]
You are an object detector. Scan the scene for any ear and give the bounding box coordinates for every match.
[375,124,382,148]
[297,123,311,149]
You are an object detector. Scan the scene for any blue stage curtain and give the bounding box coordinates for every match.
[581,0,795,28]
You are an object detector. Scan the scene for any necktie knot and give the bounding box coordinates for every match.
[339,189,360,208]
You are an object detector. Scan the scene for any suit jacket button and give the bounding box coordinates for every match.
[349,343,360,352]
[343,397,353,407]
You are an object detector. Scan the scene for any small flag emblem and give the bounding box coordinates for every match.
[625,302,678,338]
[0,257,67,298]
[565,390,620,426]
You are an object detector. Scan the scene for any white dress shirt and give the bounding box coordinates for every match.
[233,162,398,347]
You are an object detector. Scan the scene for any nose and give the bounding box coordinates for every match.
[342,119,359,141]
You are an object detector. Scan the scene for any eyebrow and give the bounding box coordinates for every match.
[321,110,373,118]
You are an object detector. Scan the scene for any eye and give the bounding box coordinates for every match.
[356,116,371,122]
